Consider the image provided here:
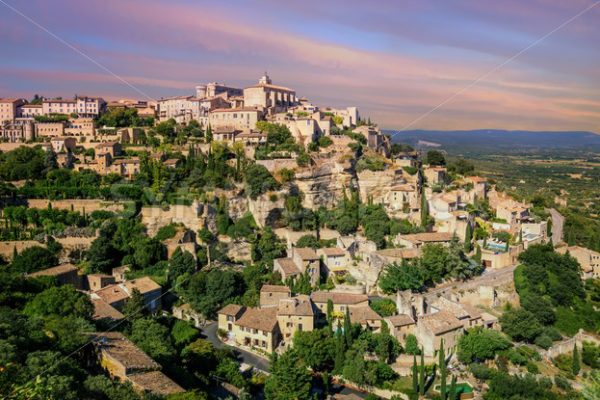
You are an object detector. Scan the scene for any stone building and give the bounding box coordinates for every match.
[0,98,26,123]
[243,73,297,114]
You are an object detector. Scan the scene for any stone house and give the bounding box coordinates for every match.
[310,291,369,316]
[95,141,122,158]
[384,314,416,341]
[218,304,246,335]
[50,136,77,153]
[27,263,81,288]
[348,306,382,332]
[416,310,464,357]
[260,284,291,307]
[318,247,348,275]
[172,303,206,328]
[90,277,162,312]
[276,295,315,345]
[231,306,281,353]
[395,232,454,249]
[424,166,446,185]
[93,332,183,396]
[557,245,600,279]
[274,247,320,286]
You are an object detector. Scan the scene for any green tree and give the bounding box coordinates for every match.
[87,236,120,273]
[457,327,512,364]
[10,246,58,274]
[293,329,336,372]
[404,334,420,355]
[500,308,543,343]
[169,247,196,281]
[245,164,279,199]
[121,288,146,319]
[464,223,473,252]
[370,298,397,317]
[264,350,312,400]
[129,318,176,362]
[379,261,424,294]
[573,344,581,376]
[24,285,93,320]
[426,150,446,166]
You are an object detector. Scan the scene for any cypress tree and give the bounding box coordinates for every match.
[464,223,473,252]
[420,190,429,228]
[573,344,581,375]
[419,349,425,395]
[449,375,457,400]
[344,307,352,348]
[412,354,418,393]
[326,299,334,327]
[439,339,446,400]
[474,244,482,263]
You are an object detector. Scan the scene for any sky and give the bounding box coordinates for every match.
[0,0,599,132]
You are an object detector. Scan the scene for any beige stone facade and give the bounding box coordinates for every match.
[0,98,25,123]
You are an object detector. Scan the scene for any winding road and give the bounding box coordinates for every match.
[202,322,369,398]
[548,208,564,246]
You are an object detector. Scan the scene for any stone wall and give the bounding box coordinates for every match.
[247,191,285,228]
[255,159,297,172]
[0,240,44,261]
[546,330,600,359]
[26,199,125,214]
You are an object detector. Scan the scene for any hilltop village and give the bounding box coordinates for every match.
[0,75,599,400]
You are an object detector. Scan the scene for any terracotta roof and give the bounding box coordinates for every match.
[275,258,301,276]
[375,248,420,259]
[420,311,463,335]
[432,297,476,320]
[260,284,291,293]
[349,306,382,324]
[218,304,245,316]
[92,298,125,321]
[319,247,346,257]
[21,104,42,108]
[236,306,279,332]
[399,232,454,244]
[94,332,160,370]
[93,284,129,305]
[277,295,314,317]
[310,291,368,305]
[385,314,415,327]
[95,141,119,148]
[127,371,184,396]
[124,277,161,295]
[294,247,319,260]
[28,263,77,277]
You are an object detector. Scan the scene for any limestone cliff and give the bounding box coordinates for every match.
[294,158,354,210]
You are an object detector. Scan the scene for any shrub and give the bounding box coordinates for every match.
[534,334,553,350]
[470,363,495,381]
[526,362,539,374]
[554,375,572,391]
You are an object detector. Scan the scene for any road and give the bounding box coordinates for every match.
[203,321,271,372]
[548,208,564,246]
[202,322,369,398]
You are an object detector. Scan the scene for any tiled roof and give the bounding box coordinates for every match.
[400,232,454,244]
[277,295,314,317]
[420,311,463,335]
[319,247,346,257]
[94,332,160,370]
[236,306,279,332]
[432,297,481,320]
[310,291,368,305]
[123,277,161,295]
[385,314,415,327]
[92,298,125,321]
[260,284,291,293]
[246,83,294,92]
[127,371,184,396]
[349,306,382,324]
[93,284,129,305]
[275,258,301,276]
[28,263,77,277]
[218,304,245,316]
[375,248,420,259]
[294,247,319,260]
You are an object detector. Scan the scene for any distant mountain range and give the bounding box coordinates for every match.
[383,129,600,155]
